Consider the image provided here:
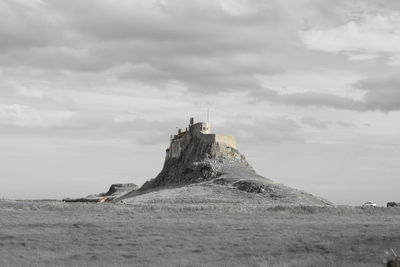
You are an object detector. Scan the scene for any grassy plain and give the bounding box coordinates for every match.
[0,200,399,266]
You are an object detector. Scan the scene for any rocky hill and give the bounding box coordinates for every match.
[117,118,332,206]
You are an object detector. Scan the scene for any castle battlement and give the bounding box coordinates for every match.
[166,117,237,159]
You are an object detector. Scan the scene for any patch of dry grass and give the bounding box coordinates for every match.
[0,200,399,266]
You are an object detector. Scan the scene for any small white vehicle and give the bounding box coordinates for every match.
[362,201,377,207]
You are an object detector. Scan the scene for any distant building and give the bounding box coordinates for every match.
[166,117,237,159]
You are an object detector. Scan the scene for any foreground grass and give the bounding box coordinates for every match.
[0,200,399,266]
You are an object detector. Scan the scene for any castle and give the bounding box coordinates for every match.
[166,117,237,159]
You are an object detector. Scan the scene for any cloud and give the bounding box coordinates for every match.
[0,104,76,128]
[301,117,357,129]
[249,87,365,111]
[0,106,180,146]
[52,0,288,43]
[214,114,305,143]
[301,117,328,129]
[0,0,289,93]
[354,75,400,111]
[1,0,399,100]
[249,73,400,112]
[336,121,355,128]
[0,0,66,52]
[300,13,400,65]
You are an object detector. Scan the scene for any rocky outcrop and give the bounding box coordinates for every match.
[63,183,138,203]
[140,132,251,191]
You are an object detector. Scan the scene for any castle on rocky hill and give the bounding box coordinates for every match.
[166,117,237,159]
[65,116,332,206]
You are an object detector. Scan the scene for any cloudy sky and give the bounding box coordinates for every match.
[1,0,400,205]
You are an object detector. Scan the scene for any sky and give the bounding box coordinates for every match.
[1,0,400,205]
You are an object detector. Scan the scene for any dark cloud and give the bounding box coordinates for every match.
[0,0,290,93]
[0,0,66,52]
[354,75,400,112]
[249,88,365,111]
[1,0,399,110]
[50,0,288,43]
[250,74,400,112]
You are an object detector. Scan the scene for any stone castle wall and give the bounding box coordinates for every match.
[168,133,191,159]
[166,119,237,160]
[167,131,237,160]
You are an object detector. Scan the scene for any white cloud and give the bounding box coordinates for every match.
[0,104,76,127]
[300,13,400,64]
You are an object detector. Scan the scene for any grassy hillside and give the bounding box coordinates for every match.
[1,200,399,266]
[120,181,332,207]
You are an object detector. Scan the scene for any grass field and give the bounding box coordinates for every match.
[0,200,399,266]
